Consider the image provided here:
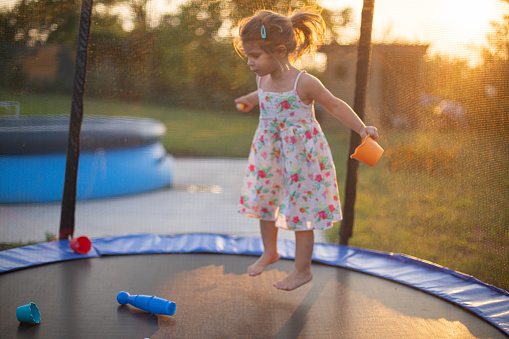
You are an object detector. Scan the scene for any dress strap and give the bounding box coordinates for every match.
[257,76,262,88]
[293,71,306,90]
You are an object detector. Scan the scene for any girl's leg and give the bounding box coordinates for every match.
[248,220,280,276]
[274,230,314,291]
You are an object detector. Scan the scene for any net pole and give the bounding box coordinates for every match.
[59,0,93,240]
[339,0,375,245]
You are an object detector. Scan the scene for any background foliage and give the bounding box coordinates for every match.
[1,0,352,108]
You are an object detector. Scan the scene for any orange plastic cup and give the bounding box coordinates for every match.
[69,236,92,254]
[350,136,384,167]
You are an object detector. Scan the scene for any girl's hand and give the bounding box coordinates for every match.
[234,97,254,112]
[359,126,379,141]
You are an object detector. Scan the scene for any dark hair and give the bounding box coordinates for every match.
[235,7,325,61]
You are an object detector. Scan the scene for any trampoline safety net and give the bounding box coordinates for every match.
[0,0,508,294]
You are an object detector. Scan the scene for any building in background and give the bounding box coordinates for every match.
[318,43,429,129]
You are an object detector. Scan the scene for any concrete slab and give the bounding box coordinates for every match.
[0,158,329,243]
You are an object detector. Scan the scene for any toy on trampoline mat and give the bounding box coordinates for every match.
[69,236,92,254]
[16,302,41,324]
[13,291,175,326]
[117,291,177,316]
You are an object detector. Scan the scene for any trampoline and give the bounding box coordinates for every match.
[1,0,508,337]
[0,115,175,203]
[1,234,508,338]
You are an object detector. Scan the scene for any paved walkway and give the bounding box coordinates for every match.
[1,158,328,244]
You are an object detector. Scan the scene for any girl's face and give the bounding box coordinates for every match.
[242,40,280,77]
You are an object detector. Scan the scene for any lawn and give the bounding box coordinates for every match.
[327,130,508,292]
[2,91,508,291]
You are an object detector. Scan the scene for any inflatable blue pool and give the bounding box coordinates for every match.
[0,115,175,203]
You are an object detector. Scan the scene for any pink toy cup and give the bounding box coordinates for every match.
[69,236,92,254]
[350,136,384,167]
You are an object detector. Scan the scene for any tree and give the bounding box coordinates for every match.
[1,0,353,106]
[0,0,80,47]
[0,0,80,90]
[480,0,509,134]
[150,0,353,109]
[420,0,509,135]
[0,0,126,92]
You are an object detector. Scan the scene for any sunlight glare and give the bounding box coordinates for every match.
[438,0,500,42]
[319,0,507,64]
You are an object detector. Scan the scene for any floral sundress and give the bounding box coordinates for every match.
[238,71,342,231]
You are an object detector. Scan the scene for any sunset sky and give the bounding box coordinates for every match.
[320,0,508,64]
[133,0,509,64]
[2,0,508,64]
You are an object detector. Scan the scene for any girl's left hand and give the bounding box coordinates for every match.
[359,126,379,141]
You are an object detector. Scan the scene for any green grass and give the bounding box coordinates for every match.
[326,130,509,291]
[0,232,56,251]
[85,99,261,157]
[2,91,508,291]
[1,91,260,157]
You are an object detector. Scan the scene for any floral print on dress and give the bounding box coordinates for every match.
[238,72,342,231]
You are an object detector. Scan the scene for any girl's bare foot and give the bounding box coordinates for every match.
[273,270,313,291]
[247,252,280,276]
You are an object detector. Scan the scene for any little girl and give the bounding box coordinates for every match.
[234,7,379,291]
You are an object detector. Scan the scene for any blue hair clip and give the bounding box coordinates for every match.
[261,25,266,39]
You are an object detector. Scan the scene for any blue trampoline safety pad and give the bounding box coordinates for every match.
[0,240,100,272]
[0,233,508,334]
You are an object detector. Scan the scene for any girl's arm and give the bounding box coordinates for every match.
[300,74,379,140]
[234,90,259,112]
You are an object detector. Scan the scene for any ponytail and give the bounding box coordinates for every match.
[290,7,326,58]
[236,6,326,61]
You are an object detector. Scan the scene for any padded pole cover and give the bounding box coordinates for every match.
[60,0,94,239]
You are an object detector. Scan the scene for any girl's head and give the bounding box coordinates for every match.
[235,7,325,62]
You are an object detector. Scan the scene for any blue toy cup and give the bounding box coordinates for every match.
[16,302,40,324]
